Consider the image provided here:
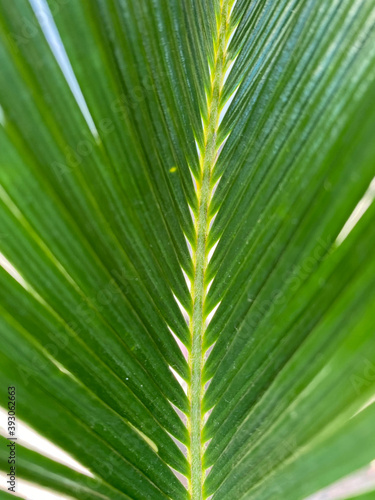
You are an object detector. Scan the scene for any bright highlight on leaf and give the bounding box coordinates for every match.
[0,1,375,500]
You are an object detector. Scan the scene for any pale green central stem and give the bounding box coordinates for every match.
[188,2,231,498]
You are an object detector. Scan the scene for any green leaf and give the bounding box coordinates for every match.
[0,492,22,500]
[346,490,375,500]
[0,0,375,499]
[0,435,131,499]
[241,401,375,500]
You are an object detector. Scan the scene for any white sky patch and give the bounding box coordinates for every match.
[205,277,214,295]
[207,240,219,264]
[222,55,238,86]
[184,234,194,258]
[201,114,206,134]
[204,342,216,362]
[215,133,230,164]
[172,294,190,324]
[165,430,188,486]
[225,1,238,53]
[188,205,196,229]
[182,268,192,292]
[190,164,199,191]
[29,0,98,137]
[219,5,239,108]
[203,408,213,426]
[226,27,237,50]
[169,366,188,395]
[195,138,202,159]
[336,177,375,245]
[168,326,189,361]
[203,377,213,395]
[168,402,188,428]
[203,438,212,452]
[0,407,91,476]
[205,302,221,327]
[170,466,188,488]
[218,85,239,125]
[208,212,217,230]
[229,0,238,18]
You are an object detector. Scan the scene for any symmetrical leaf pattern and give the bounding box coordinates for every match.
[0,0,375,499]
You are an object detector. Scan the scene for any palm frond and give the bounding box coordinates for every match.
[0,0,375,499]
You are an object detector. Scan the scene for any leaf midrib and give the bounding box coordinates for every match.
[187,1,232,498]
